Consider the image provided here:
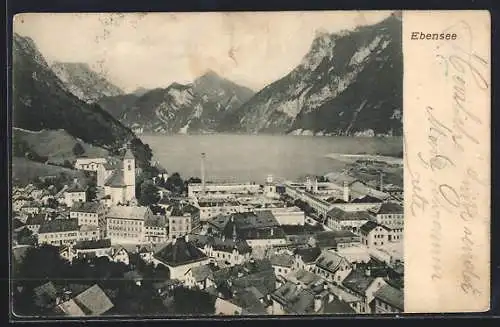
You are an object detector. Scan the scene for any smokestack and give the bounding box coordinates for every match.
[313,178,318,193]
[343,181,350,202]
[379,172,384,191]
[201,153,206,194]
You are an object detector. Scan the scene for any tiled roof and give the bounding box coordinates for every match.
[371,203,404,215]
[342,269,376,295]
[74,239,111,250]
[294,247,322,263]
[71,202,104,213]
[38,219,79,234]
[231,269,276,296]
[373,284,404,310]
[315,251,347,274]
[104,170,127,188]
[73,284,114,315]
[350,195,383,204]
[269,254,294,268]
[189,264,216,282]
[285,269,323,287]
[271,282,315,314]
[359,221,389,234]
[66,182,86,193]
[58,299,86,316]
[107,205,150,220]
[234,288,268,314]
[328,284,362,303]
[153,238,208,267]
[327,208,373,221]
[312,231,360,249]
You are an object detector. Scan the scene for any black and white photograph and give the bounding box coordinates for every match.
[11,11,405,317]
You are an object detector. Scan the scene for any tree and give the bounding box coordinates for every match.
[16,228,37,246]
[165,172,184,194]
[172,286,215,315]
[72,142,85,156]
[138,180,160,206]
[46,197,59,209]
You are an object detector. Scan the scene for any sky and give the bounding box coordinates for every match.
[14,11,392,93]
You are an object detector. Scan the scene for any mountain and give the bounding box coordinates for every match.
[51,62,124,103]
[12,33,153,168]
[98,70,255,134]
[132,87,150,96]
[218,13,403,136]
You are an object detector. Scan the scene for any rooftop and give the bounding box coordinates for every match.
[104,170,127,188]
[359,221,390,234]
[271,281,315,314]
[26,213,47,226]
[189,264,217,282]
[315,251,348,274]
[285,269,323,287]
[370,202,404,215]
[66,182,86,193]
[71,202,104,213]
[269,253,294,268]
[107,205,150,220]
[144,214,166,228]
[38,219,79,234]
[73,284,114,316]
[322,298,357,314]
[373,284,404,310]
[342,269,377,295]
[73,239,112,250]
[327,208,373,221]
[153,237,208,267]
[294,247,322,264]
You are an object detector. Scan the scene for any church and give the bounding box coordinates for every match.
[97,148,136,206]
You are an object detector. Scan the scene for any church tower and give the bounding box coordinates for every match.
[123,146,136,201]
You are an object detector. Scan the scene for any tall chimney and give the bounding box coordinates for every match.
[343,181,350,202]
[379,172,384,191]
[201,153,206,194]
[313,178,318,193]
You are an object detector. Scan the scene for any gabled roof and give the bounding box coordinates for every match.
[71,202,104,213]
[74,239,112,250]
[373,284,404,310]
[269,254,294,268]
[326,207,373,221]
[66,182,86,193]
[271,281,315,314]
[188,264,216,282]
[370,203,404,215]
[58,299,86,316]
[342,269,376,295]
[153,238,208,267]
[350,195,383,204]
[38,219,79,234]
[107,205,150,220]
[104,170,126,188]
[285,269,323,287]
[123,148,135,160]
[73,284,114,315]
[322,298,356,314]
[315,251,348,274]
[294,247,322,264]
[359,221,390,234]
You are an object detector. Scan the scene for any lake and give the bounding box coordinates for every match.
[140,134,403,183]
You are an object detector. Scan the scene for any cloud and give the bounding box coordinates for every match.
[13,11,392,92]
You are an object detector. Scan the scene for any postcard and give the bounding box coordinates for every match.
[10,10,490,318]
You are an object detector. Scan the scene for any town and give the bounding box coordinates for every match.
[11,145,404,317]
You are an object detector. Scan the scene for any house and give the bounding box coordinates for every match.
[369,203,404,229]
[325,208,374,234]
[167,204,200,240]
[63,181,87,208]
[359,221,391,248]
[38,219,80,246]
[327,283,364,312]
[207,211,287,248]
[78,224,100,242]
[144,214,167,243]
[308,230,360,250]
[194,197,247,221]
[74,157,107,172]
[341,268,388,313]
[313,250,352,284]
[57,284,114,316]
[20,202,41,216]
[184,264,218,290]
[270,281,328,315]
[282,269,323,290]
[70,202,106,227]
[152,236,211,280]
[370,283,404,313]
[266,206,305,225]
[100,148,136,206]
[104,205,153,244]
[72,239,113,261]
[188,233,252,267]
[293,247,322,271]
[269,254,294,278]
[25,213,49,234]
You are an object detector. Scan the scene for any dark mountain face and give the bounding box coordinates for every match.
[218,14,403,136]
[51,62,124,103]
[12,33,152,167]
[98,71,255,134]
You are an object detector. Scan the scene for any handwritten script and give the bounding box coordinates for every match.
[406,19,489,298]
